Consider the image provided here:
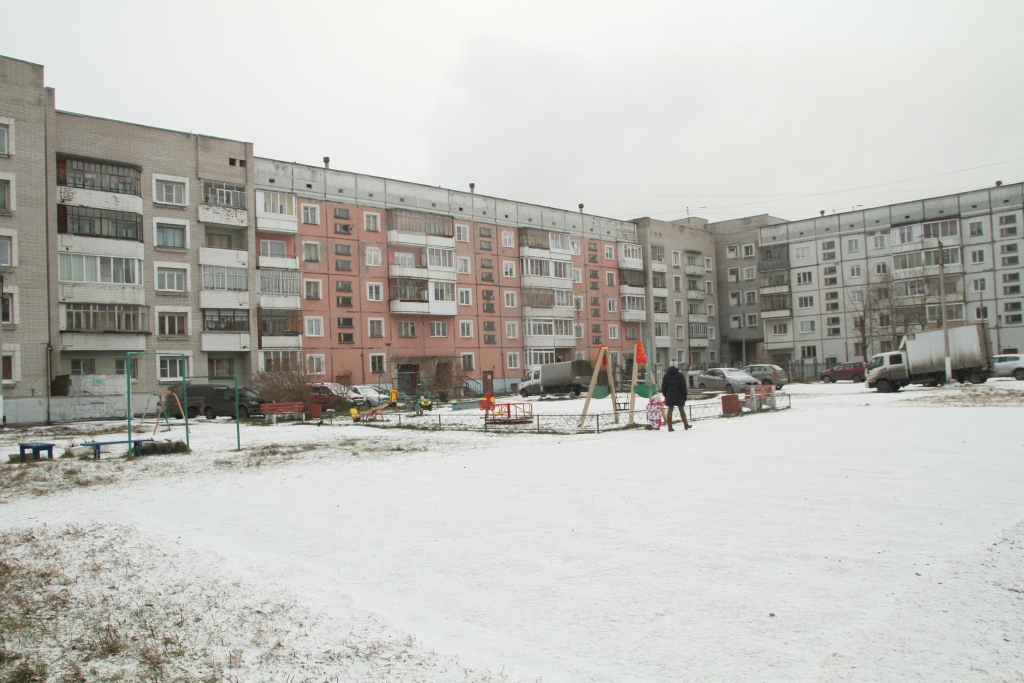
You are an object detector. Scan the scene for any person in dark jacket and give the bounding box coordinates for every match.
[660,365,691,431]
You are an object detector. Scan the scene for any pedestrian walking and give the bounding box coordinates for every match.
[661,365,691,431]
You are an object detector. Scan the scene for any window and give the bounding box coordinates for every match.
[873,234,886,249]
[975,306,988,321]
[730,315,742,328]
[505,321,518,339]
[259,269,301,295]
[157,311,187,336]
[999,215,1017,225]
[0,180,8,212]
[304,280,321,300]
[367,283,382,301]
[969,221,983,237]
[115,358,140,380]
[335,259,352,271]
[202,265,247,291]
[370,354,386,374]
[654,322,669,337]
[608,324,618,340]
[156,267,187,292]
[651,245,665,262]
[504,261,516,278]
[772,323,788,335]
[705,281,714,294]
[457,288,471,306]
[796,271,813,285]
[850,266,862,278]
[971,249,985,264]
[727,268,740,283]
[875,262,888,275]
[745,291,757,305]
[625,326,636,340]
[202,180,245,208]
[729,292,741,307]
[301,205,319,225]
[303,242,320,262]
[364,213,380,232]
[0,124,8,156]
[973,278,987,292]
[58,254,141,285]
[59,205,141,240]
[206,230,243,250]
[456,224,469,242]
[457,256,471,274]
[571,268,582,284]
[480,240,492,251]
[338,333,354,343]
[795,246,811,259]
[847,238,860,253]
[64,304,144,333]
[397,321,417,339]
[726,245,739,259]
[334,223,351,235]
[460,321,473,338]
[337,296,353,307]
[154,178,186,205]
[797,295,814,308]
[800,345,817,359]
[336,317,354,329]
[260,240,287,258]
[607,298,617,313]
[505,291,517,308]
[605,245,614,260]
[507,352,520,369]
[306,354,325,375]
[204,308,248,331]
[482,258,494,270]
[156,224,186,248]
[430,321,448,337]
[433,281,456,302]
[305,317,323,337]
[159,355,188,380]
[365,247,382,267]
[461,353,474,371]
[261,192,294,215]
[484,320,497,331]
[368,319,384,337]
[675,324,685,339]
[70,359,96,376]
[671,251,682,268]
[334,207,350,219]
[501,231,514,248]
[744,267,755,281]
[706,303,715,317]
[571,241,581,256]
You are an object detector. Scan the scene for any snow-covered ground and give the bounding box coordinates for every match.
[2,381,1023,681]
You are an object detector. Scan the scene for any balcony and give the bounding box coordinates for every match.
[761,308,792,319]
[655,336,671,348]
[56,186,144,215]
[386,230,455,248]
[201,290,250,309]
[259,255,299,270]
[689,337,709,348]
[524,334,577,348]
[388,264,457,282]
[686,290,707,300]
[258,294,301,309]
[758,258,790,272]
[200,247,248,268]
[201,332,251,353]
[521,275,573,290]
[523,305,575,318]
[58,283,145,306]
[390,300,429,314]
[653,312,670,323]
[618,256,644,272]
[760,284,790,296]
[59,233,144,260]
[689,313,708,324]
[60,332,146,352]
[260,335,302,349]
[199,204,248,228]
[651,287,668,298]
[650,262,667,273]
[684,264,705,276]
[621,309,647,322]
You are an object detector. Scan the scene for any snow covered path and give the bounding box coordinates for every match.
[3,383,1024,681]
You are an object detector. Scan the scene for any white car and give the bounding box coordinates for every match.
[993,354,1024,380]
[350,385,386,406]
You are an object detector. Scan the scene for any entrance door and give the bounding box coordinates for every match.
[397,364,420,395]
[482,370,494,394]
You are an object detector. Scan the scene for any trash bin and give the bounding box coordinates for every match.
[721,393,741,416]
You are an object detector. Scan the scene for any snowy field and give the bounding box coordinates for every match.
[2,380,1024,681]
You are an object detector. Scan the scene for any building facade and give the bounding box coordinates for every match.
[756,184,1024,369]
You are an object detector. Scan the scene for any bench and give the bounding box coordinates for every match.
[743,385,777,411]
[80,438,155,460]
[262,402,305,421]
[18,442,55,463]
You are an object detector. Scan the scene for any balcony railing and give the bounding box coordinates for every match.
[390,278,429,301]
[258,310,302,336]
[64,304,149,332]
[259,269,301,296]
[758,258,790,272]
[387,209,453,237]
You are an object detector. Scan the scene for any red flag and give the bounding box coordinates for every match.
[601,346,608,365]
[636,341,648,364]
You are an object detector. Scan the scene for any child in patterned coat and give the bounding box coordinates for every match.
[645,394,665,430]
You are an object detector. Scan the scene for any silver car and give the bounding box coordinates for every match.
[351,385,386,407]
[696,368,760,393]
[993,354,1024,380]
[741,364,788,388]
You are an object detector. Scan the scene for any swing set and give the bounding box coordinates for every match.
[578,341,656,427]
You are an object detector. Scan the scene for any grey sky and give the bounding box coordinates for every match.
[4,1,1023,223]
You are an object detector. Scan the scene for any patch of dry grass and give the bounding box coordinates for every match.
[903,384,1024,406]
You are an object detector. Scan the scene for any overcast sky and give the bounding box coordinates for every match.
[4,1,1023,223]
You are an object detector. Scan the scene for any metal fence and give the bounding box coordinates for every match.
[357,395,790,435]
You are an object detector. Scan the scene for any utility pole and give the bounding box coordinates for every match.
[937,238,953,384]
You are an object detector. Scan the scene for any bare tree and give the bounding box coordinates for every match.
[252,362,313,405]
[424,359,466,402]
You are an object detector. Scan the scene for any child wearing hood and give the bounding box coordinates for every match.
[645,393,665,430]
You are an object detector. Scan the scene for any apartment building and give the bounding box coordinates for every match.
[709,214,787,367]
[633,217,719,374]
[756,183,1024,368]
[251,160,645,393]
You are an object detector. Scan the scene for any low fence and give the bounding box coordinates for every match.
[360,394,791,434]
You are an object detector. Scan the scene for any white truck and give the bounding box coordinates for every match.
[519,360,596,397]
[865,323,993,393]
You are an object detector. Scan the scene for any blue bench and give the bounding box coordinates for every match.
[80,438,154,459]
[18,442,55,463]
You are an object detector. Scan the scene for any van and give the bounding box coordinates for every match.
[201,387,267,419]
[168,384,229,419]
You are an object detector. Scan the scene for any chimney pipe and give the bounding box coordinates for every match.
[323,156,330,169]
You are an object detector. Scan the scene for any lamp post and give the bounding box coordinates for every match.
[937,238,952,384]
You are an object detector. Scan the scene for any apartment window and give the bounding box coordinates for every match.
[202,265,247,291]
[156,311,187,336]
[797,295,814,308]
[337,296,353,307]
[847,239,860,253]
[301,205,320,225]
[849,265,862,278]
[624,326,636,341]
[745,291,757,305]
[607,324,618,340]
[261,192,293,215]
[975,306,988,321]
[304,280,321,300]
[367,283,382,301]
[671,275,681,292]
[729,292,741,307]
[338,332,354,343]
[503,261,516,278]
[429,321,448,337]
[675,324,685,340]
[390,320,414,338]
[261,268,301,297]
[459,321,473,338]
[971,249,985,264]
[506,321,518,339]
[370,354,386,374]
[303,242,320,262]
[999,215,1018,226]
[455,256,470,274]
[59,205,141,241]
[726,245,739,259]
[730,315,742,328]
[794,246,811,259]
[70,359,96,376]
[728,268,740,283]
[772,323,788,335]
[337,316,354,329]
[115,358,140,380]
[480,240,492,251]
[672,251,682,267]
[604,271,616,287]
[651,245,665,262]
[969,221,983,237]
[155,224,186,248]
[1001,225,1019,238]
[800,345,818,359]
[303,354,324,375]
[972,278,987,292]
[335,259,352,271]
[507,352,520,370]
[482,259,494,270]
[304,316,323,337]
[0,180,9,212]
[0,124,8,156]
[603,245,613,260]
[1005,284,1022,295]
[456,224,469,242]
[202,180,245,208]
[335,280,353,292]
[154,178,186,205]
[461,353,474,371]
[364,213,380,232]
[501,230,514,248]
[156,267,186,292]
[366,247,382,267]
[158,356,188,380]
[705,281,714,294]
[203,308,248,332]
[433,281,456,302]
[871,234,885,249]
[258,240,285,258]
[334,223,351,235]
[796,271,813,285]
[706,303,714,317]
[607,298,617,313]
[744,267,755,281]
[875,262,888,275]
[457,288,472,306]
[368,319,384,338]
[484,320,497,331]
[742,244,755,258]
[571,268,582,284]
[505,291,517,308]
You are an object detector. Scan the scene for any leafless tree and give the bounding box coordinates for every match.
[252,363,313,405]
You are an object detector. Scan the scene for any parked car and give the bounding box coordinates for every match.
[993,353,1024,380]
[741,364,788,388]
[350,385,386,407]
[168,383,230,419]
[820,361,867,383]
[308,382,359,408]
[696,368,760,393]
[202,387,267,419]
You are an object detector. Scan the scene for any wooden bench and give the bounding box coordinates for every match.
[743,385,776,411]
[262,402,305,421]
[18,442,55,463]
[80,438,155,460]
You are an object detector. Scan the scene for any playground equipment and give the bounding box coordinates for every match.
[136,391,186,435]
[627,341,655,425]
[478,393,534,424]
[578,346,621,427]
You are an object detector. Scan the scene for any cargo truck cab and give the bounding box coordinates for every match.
[520,367,542,397]
[865,352,909,393]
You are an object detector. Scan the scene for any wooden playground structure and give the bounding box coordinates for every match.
[578,342,654,427]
